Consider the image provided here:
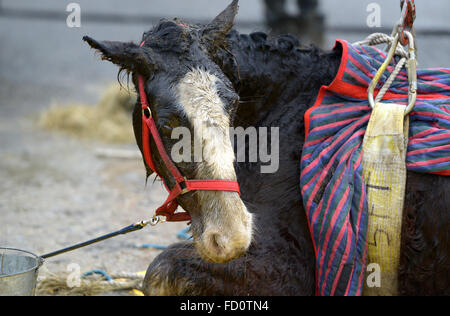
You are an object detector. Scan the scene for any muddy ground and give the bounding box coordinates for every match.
[0,100,188,284]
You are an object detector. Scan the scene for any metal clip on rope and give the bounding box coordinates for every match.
[368,31,417,116]
[150,215,166,226]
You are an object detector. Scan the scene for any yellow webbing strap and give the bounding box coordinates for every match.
[362,103,409,296]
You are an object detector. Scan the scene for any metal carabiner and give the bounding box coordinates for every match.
[403,30,417,115]
[142,106,152,119]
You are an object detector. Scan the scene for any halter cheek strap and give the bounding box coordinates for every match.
[138,41,241,222]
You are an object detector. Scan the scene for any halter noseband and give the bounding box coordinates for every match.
[138,41,240,223]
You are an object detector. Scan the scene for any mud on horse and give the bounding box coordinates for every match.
[85,0,450,295]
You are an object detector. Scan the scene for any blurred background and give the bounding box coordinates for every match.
[0,0,449,295]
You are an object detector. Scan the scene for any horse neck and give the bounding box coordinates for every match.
[213,30,341,128]
[212,30,341,201]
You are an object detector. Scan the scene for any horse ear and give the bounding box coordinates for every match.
[83,36,153,75]
[203,0,239,48]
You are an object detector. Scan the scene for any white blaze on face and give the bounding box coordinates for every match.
[175,68,253,263]
[176,68,236,180]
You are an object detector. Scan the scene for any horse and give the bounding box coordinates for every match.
[85,0,450,296]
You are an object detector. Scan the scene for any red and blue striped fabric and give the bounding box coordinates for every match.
[300,40,450,296]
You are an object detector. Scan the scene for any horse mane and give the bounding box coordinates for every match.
[217,29,340,91]
[212,29,340,129]
[143,20,193,54]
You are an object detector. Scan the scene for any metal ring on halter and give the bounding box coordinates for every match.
[368,31,417,116]
[142,106,152,118]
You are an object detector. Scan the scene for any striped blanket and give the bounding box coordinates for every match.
[300,39,450,296]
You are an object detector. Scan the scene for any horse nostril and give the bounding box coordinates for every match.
[198,227,251,263]
[205,231,227,255]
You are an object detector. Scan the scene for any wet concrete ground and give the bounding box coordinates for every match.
[0,0,449,294]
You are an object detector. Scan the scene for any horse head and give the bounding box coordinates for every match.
[83,0,253,264]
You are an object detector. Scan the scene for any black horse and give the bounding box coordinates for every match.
[85,1,449,295]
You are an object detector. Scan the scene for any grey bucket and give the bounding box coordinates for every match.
[0,248,43,296]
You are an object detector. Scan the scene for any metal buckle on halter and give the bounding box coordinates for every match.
[179,177,190,195]
[142,106,152,119]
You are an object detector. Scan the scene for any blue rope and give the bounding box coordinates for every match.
[177,227,192,240]
[82,269,113,281]
[134,243,168,250]
[82,229,194,281]
[135,228,193,250]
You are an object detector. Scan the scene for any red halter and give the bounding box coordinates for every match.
[138,42,240,222]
